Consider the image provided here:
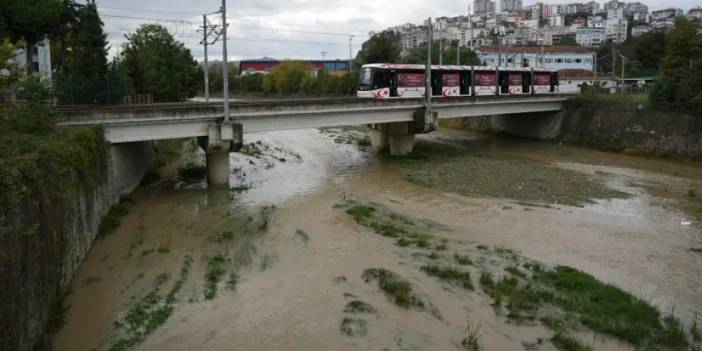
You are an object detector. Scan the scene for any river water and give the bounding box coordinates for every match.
[54,128,702,351]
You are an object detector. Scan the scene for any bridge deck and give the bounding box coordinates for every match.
[57,95,567,143]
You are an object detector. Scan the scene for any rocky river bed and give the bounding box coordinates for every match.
[53,127,702,351]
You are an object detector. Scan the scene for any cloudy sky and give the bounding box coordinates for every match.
[97,0,701,62]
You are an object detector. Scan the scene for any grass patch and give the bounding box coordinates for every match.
[505,266,527,278]
[157,244,170,254]
[204,254,229,300]
[478,271,541,320]
[691,320,702,342]
[454,254,473,266]
[346,205,375,222]
[344,300,377,314]
[110,255,192,351]
[362,268,423,309]
[294,229,310,243]
[461,318,481,351]
[344,201,432,244]
[226,272,239,291]
[212,231,235,243]
[98,198,134,237]
[420,265,473,290]
[551,332,592,351]
[536,266,687,348]
[130,233,145,249]
[340,317,368,338]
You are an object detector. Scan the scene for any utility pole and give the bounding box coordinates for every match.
[426,17,433,108]
[612,45,617,92]
[457,23,461,65]
[200,15,216,102]
[221,0,230,122]
[593,48,597,87]
[348,35,354,72]
[440,39,445,65]
[619,51,627,94]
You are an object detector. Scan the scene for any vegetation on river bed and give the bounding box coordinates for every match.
[396,141,630,207]
[110,255,193,351]
[340,199,693,349]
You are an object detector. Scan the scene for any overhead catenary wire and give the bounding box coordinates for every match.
[99,11,368,37]
[106,32,351,46]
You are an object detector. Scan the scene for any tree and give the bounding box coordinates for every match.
[0,0,63,74]
[651,18,702,113]
[54,0,109,104]
[0,40,22,102]
[121,24,200,102]
[403,41,480,66]
[354,30,402,69]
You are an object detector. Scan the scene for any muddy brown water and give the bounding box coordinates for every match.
[54,128,702,351]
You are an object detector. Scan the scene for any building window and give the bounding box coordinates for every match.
[565,58,573,63]
[575,58,582,63]
[555,58,563,63]
[32,62,39,72]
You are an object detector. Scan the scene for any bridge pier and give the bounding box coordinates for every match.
[369,124,389,152]
[205,142,231,186]
[198,122,243,187]
[368,123,415,155]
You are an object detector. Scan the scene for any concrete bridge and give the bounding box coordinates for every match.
[58,95,567,185]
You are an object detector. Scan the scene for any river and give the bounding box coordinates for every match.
[54,127,702,351]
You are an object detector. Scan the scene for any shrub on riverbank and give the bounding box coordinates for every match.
[0,78,109,350]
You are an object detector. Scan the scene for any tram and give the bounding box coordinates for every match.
[357,63,559,99]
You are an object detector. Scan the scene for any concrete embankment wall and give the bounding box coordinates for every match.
[2,142,153,351]
[441,99,702,159]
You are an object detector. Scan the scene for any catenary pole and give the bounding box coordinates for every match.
[348,35,354,72]
[221,0,229,122]
[202,15,210,102]
[426,17,432,109]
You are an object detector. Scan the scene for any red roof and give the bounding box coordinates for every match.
[478,45,593,54]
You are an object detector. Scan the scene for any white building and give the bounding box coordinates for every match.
[549,15,565,27]
[500,0,522,12]
[587,15,606,28]
[584,1,600,14]
[12,39,52,83]
[522,19,540,29]
[623,2,648,20]
[477,45,594,71]
[604,0,624,11]
[605,9,628,43]
[474,0,496,15]
[576,27,605,47]
[651,8,683,30]
[631,25,652,37]
[688,7,702,20]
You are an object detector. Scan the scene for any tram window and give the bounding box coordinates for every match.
[373,70,391,88]
[359,68,372,86]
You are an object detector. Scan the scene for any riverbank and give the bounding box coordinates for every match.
[53,128,702,351]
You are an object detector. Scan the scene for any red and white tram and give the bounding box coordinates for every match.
[357,63,559,99]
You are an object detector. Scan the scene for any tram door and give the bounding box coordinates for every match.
[389,70,398,97]
[522,72,532,94]
[431,71,442,96]
[460,71,471,95]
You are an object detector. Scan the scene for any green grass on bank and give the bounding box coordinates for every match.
[478,264,688,349]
